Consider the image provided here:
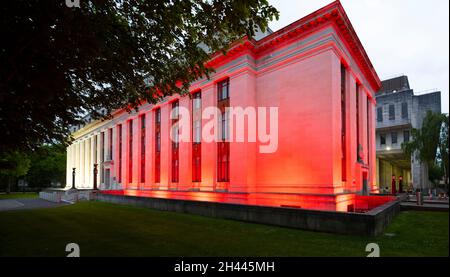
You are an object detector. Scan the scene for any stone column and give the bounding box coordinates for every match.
[201,84,216,192]
[76,142,81,187]
[90,136,96,189]
[66,145,71,187]
[112,125,117,187]
[179,96,192,191]
[96,133,102,187]
[145,111,154,189]
[132,117,139,187]
[88,137,93,188]
[81,140,86,187]
[160,105,170,190]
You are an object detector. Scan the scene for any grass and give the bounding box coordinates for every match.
[0,201,447,257]
[0,192,38,200]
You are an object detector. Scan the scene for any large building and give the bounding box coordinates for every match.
[375,75,441,192]
[66,1,383,212]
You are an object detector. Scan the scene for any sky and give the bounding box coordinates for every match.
[268,0,449,113]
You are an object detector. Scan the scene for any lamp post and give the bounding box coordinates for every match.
[72,168,76,189]
[93,164,98,190]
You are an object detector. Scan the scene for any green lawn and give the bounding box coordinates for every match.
[0,201,447,257]
[0,192,38,200]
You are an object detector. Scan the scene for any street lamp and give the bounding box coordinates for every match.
[93,164,98,190]
[71,168,76,189]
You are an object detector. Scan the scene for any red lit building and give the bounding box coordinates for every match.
[66,1,383,212]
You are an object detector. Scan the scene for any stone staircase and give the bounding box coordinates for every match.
[39,188,97,204]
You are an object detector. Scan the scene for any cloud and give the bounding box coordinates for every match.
[268,0,449,113]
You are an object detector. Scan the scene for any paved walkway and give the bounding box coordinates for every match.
[0,198,69,212]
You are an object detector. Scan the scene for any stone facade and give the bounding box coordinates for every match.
[375,75,441,192]
[66,1,382,211]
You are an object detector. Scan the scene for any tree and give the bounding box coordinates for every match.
[402,111,447,187]
[438,114,449,188]
[0,151,31,193]
[428,163,444,187]
[26,144,67,188]
[0,0,279,154]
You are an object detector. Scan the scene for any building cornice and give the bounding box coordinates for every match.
[206,0,381,92]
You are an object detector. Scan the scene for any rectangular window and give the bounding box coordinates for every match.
[217,80,230,183]
[221,111,229,141]
[356,84,360,150]
[155,108,161,183]
[391,132,398,144]
[192,92,202,182]
[404,130,410,143]
[218,79,229,101]
[401,102,408,119]
[217,142,229,183]
[377,107,383,122]
[156,108,161,123]
[380,134,386,145]
[140,115,146,183]
[341,64,347,182]
[367,99,371,166]
[118,124,122,183]
[389,104,395,120]
[171,101,179,183]
[128,120,133,184]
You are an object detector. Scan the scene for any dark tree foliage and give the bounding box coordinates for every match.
[0,0,279,153]
[402,111,449,186]
[26,144,66,187]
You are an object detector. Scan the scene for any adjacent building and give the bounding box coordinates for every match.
[66,1,383,212]
[375,75,441,192]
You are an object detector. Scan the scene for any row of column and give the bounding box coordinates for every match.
[66,78,233,191]
[66,131,112,188]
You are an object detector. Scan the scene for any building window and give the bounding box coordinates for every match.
[156,132,161,152]
[356,84,360,151]
[108,128,113,161]
[403,130,410,142]
[221,111,229,141]
[218,79,229,101]
[155,108,161,183]
[401,102,408,119]
[340,64,347,182]
[171,101,179,183]
[218,144,229,182]
[380,134,386,145]
[377,107,383,122]
[389,104,395,120]
[192,92,202,182]
[128,120,133,183]
[217,80,230,183]
[367,98,371,166]
[140,115,146,183]
[118,124,122,183]
[391,132,397,144]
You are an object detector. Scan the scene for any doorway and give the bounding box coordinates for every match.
[105,169,111,189]
[362,171,369,195]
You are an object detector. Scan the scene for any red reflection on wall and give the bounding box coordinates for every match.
[100,190,395,213]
